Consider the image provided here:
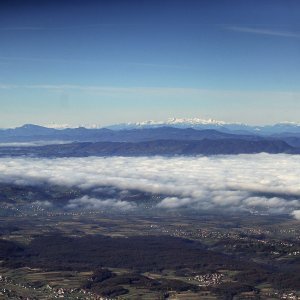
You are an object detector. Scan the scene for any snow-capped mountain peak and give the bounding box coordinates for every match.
[44,123,74,130]
[164,117,227,125]
[135,117,230,126]
[44,123,103,130]
[275,121,300,127]
[106,117,244,130]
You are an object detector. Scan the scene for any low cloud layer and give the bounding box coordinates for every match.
[66,196,135,211]
[292,210,300,221]
[0,154,299,218]
[0,141,72,147]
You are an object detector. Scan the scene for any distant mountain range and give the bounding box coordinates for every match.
[3,118,300,137]
[0,121,300,156]
[0,124,284,143]
[107,118,300,135]
[0,139,298,157]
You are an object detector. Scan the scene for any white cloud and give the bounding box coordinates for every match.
[157,197,195,209]
[32,200,53,207]
[0,154,299,217]
[291,210,300,220]
[66,196,135,211]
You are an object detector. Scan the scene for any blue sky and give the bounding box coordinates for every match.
[0,0,299,127]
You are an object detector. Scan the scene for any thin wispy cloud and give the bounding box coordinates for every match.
[0,56,187,69]
[0,23,226,32]
[0,26,46,31]
[226,26,300,39]
[0,56,103,64]
[0,24,121,31]
[0,83,299,100]
[129,62,190,69]
[0,56,100,68]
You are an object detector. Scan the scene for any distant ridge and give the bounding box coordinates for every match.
[1,120,300,149]
[106,118,300,135]
[3,118,300,134]
[0,139,298,157]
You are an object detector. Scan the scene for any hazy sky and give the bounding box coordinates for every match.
[0,0,299,127]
